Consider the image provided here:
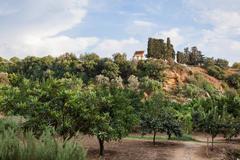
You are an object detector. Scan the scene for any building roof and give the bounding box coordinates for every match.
[134,51,144,56]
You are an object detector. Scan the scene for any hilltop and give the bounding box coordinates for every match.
[0,39,240,159]
[162,61,240,102]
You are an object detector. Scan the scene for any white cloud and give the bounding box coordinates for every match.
[93,38,143,58]
[0,0,97,59]
[126,20,156,36]
[184,0,240,11]
[0,36,99,58]
[154,28,184,47]
[183,0,240,63]
[197,10,240,62]
[133,20,156,28]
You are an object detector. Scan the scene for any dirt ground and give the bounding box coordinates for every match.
[80,134,240,160]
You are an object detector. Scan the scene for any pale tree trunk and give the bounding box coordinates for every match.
[211,136,214,151]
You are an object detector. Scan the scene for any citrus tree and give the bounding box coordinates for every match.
[69,85,138,157]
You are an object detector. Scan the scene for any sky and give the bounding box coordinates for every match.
[0,0,240,63]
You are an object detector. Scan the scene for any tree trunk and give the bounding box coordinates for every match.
[206,136,209,157]
[168,133,171,140]
[62,104,65,140]
[153,131,156,145]
[98,137,104,157]
[211,136,214,151]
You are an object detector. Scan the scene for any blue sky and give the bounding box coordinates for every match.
[0,0,240,63]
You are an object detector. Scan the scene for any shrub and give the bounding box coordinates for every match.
[232,62,240,69]
[203,57,215,68]
[0,129,86,160]
[0,116,25,133]
[140,76,162,95]
[215,58,229,69]
[207,65,225,80]
[137,59,166,82]
[226,74,240,89]
[181,84,205,99]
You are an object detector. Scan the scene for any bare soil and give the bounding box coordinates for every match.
[190,66,224,91]
[80,135,240,160]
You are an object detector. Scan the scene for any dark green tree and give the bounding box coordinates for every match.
[137,59,166,82]
[99,59,120,79]
[165,37,175,60]
[177,51,189,64]
[215,58,229,69]
[70,85,137,157]
[226,73,240,89]
[188,47,204,65]
[140,92,181,145]
[113,53,137,81]
[147,38,166,59]
[80,53,100,79]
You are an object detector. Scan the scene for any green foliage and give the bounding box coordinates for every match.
[147,37,175,60]
[0,117,22,133]
[226,73,240,89]
[140,92,182,144]
[232,62,240,69]
[191,95,240,148]
[93,87,137,140]
[215,58,229,69]
[1,51,240,157]
[191,98,224,149]
[176,51,189,64]
[80,53,100,79]
[140,77,162,95]
[203,57,215,68]
[127,134,195,141]
[0,57,9,72]
[100,59,120,79]
[166,37,175,60]
[113,53,137,81]
[161,107,182,139]
[207,65,225,80]
[188,47,204,65]
[53,53,83,79]
[180,84,206,99]
[127,75,140,91]
[176,47,204,65]
[171,102,193,134]
[67,85,138,156]
[203,57,229,70]
[147,38,166,59]
[0,78,83,138]
[137,59,166,81]
[113,53,127,64]
[186,74,219,96]
[0,129,86,160]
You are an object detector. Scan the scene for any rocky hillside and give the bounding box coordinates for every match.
[162,62,239,102]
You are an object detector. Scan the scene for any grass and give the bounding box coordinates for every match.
[126,134,197,142]
[0,118,86,160]
[0,129,86,160]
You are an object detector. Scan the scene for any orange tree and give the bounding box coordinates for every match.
[68,85,138,157]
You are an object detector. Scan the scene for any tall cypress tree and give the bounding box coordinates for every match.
[166,37,175,60]
[147,38,175,60]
